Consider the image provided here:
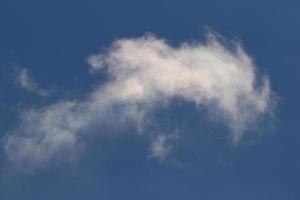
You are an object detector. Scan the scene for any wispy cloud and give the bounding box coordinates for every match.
[4,32,275,169]
[149,133,179,160]
[15,67,50,97]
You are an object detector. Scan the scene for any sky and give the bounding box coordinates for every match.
[0,0,299,199]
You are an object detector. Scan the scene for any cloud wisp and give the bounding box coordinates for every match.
[4,32,274,169]
[15,67,50,97]
[149,133,179,160]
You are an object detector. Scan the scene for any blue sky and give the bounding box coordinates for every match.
[0,0,299,199]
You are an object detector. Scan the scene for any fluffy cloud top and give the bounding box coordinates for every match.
[4,33,274,169]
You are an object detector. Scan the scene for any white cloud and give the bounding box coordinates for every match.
[16,68,50,96]
[4,32,274,169]
[149,133,179,160]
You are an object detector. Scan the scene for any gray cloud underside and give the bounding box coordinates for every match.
[4,32,274,168]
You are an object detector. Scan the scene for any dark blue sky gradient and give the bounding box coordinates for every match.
[0,0,300,199]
